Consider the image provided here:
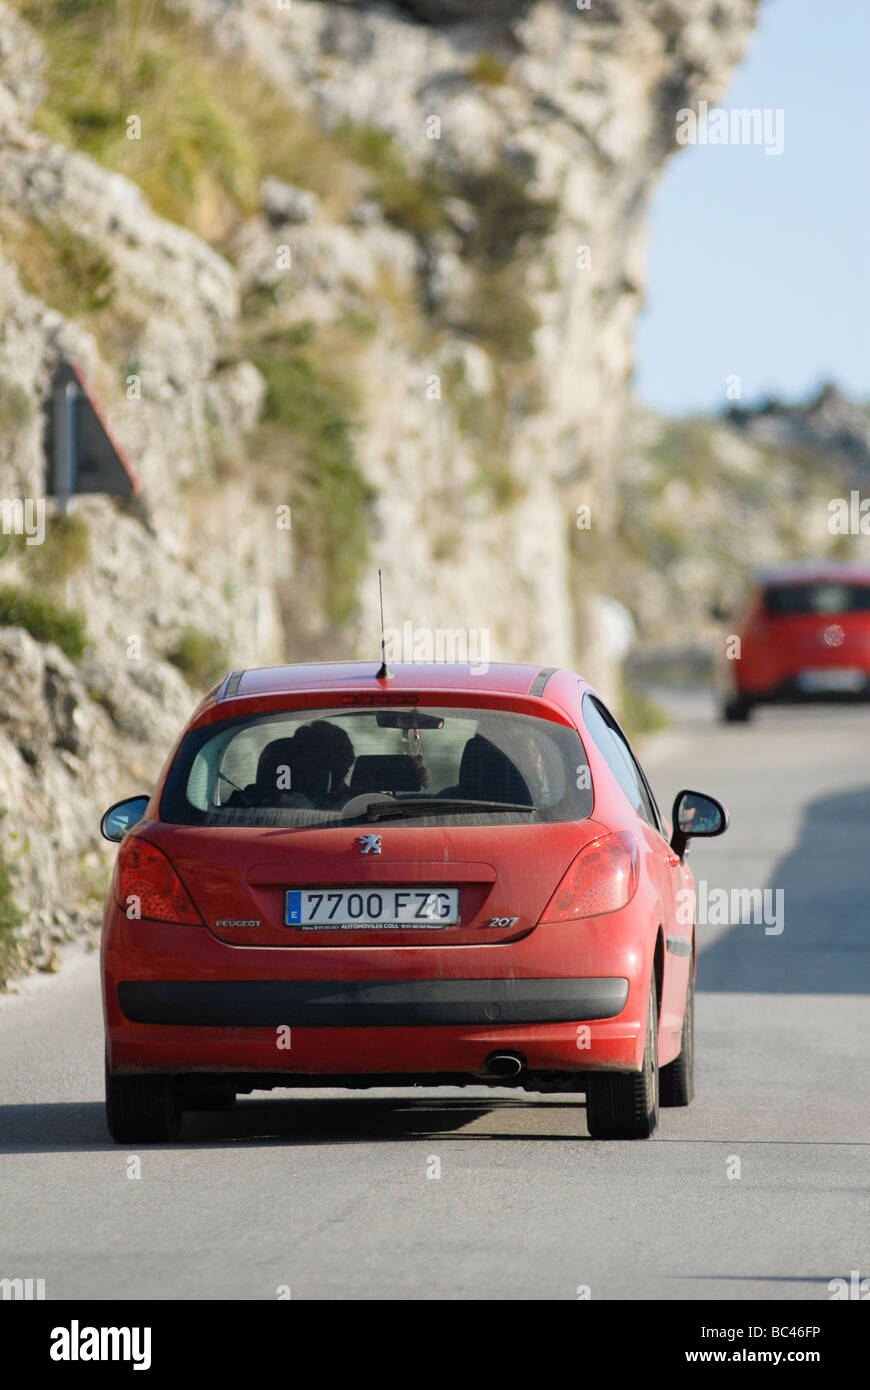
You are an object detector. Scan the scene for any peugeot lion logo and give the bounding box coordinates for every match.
[357,833,382,855]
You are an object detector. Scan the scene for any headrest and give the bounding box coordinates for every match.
[457,734,532,805]
[349,754,421,795]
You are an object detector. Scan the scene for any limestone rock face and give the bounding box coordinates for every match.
[0,1,42,140]
[0,0,756,974]
[170,0,755,678]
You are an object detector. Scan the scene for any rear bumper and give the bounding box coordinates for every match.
[736,671,870,702]
[108,1019,645,1078]
[102,903,656,1077]
[117,976,628,1028]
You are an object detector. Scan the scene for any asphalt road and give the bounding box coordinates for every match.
[1,692,868,1300]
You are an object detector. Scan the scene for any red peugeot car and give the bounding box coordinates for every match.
[718,562,870,721]
[100,662,727,1142]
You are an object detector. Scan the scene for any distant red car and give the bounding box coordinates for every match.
[719,563,870,721]
[101,662,727,1142]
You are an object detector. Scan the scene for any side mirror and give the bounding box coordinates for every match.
[100,795,150,843]
[670,788,729,860]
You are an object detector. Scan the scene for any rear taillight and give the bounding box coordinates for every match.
[541,832,639,922]
[113,837,202,925]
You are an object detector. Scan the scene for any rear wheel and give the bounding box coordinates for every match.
[722,695,752,723]
[105,1057,182,1143]
[660,963,694,1106]
[585,974,659,1140]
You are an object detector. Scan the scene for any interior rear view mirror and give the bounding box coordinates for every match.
[376,711,444,729]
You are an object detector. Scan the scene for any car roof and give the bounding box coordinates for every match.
[214,661,572,700]
[753,561,870,587]
[194,662,590,725]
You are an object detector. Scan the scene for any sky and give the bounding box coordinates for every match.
[633,0,870,416]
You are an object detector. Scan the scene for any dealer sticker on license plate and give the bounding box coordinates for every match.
[285,887,460,930]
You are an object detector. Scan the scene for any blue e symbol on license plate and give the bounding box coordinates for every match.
[286,891,302,926]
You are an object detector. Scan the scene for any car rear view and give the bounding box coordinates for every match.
[102,661,723,1144]
[104,665,637,1140]
[720,565,870,720]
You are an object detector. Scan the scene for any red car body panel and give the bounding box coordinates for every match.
[102,663,696,1086]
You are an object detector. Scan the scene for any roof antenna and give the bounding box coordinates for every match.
[375,568,393,681]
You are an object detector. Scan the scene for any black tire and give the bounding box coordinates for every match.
[585,974,659,1139]
[722,695,752,723]
[105,1057,182,1143]
[660,963,694,1107]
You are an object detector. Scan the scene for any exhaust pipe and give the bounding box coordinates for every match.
[484,1051,525,1078]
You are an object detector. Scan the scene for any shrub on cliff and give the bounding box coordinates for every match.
[0,585,88,661]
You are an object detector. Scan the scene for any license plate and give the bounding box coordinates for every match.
[285,887,460,930]
[796,668,865,692]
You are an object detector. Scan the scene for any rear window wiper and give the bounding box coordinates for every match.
[363,797,536,822]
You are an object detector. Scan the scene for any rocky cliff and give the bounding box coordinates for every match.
[0,0,758,980]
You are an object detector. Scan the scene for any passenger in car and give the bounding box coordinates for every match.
[226,720,355,808]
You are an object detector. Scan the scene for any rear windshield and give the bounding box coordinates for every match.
[763,582,870,616]
[160,705,594,828]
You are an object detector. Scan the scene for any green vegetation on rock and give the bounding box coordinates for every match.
[469,51,510,86]
[0,376,34,432]
[249,326,375,628]
[18,0,357,238]
[0,583,88,660]
[7,513,92,586]
[166,625,230,688]
[0,211,115,319]
[336,123,447,237]
[456,164,557,271]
